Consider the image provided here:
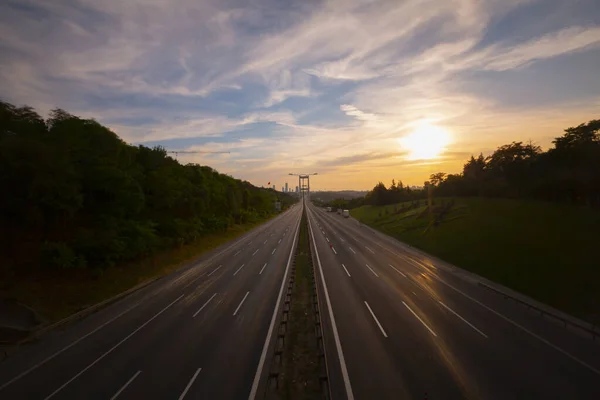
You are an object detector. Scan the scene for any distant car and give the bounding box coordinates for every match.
[342,209,350,218]
[337,208,342,215]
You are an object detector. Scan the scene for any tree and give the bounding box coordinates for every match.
[358,119,600,207]
[429,172,447,187]
[553,120,600,149]
[0,101,298,273]
[486,141,541,197]
[462,154,487,196]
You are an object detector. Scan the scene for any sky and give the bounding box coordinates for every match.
[1,0,599,190]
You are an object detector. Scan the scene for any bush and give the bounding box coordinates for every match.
[41,242,86,270]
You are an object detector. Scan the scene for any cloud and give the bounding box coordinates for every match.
[479,26,600,71]
[1,0,599,189]
[316,151,403,168]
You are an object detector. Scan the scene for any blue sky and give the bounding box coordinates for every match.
[1,0,599,189]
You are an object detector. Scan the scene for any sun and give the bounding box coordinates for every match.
[399,123,451,160]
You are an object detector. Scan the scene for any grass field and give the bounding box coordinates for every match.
[351,198,600,322]
[0,217,275,324]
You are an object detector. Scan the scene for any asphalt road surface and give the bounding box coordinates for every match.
[307,202,600,400]
[0,204,303,400]
[2,199,600,400]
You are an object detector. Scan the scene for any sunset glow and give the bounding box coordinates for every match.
[400,124,451,160]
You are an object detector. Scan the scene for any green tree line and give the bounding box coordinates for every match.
[0,101,295,272]
[363,179,426,207]
[316,196,368,210]
[363,119,600,207]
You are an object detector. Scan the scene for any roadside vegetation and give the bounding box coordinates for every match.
[3,220,272,323]
[352,198,600,322]
[0,101,295,322]
[351,119,600,322]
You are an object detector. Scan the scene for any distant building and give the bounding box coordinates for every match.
[285,182,288,193]
[282,186,284,192]
[273,184,276,190]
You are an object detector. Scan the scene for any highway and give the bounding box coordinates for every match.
[0,204,303,400]
[307,202,600,399]
[2,198,600,400]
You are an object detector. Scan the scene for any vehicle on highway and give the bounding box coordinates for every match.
[337,208,342,215]
[342,209,350,218]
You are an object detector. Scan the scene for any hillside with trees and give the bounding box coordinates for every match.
[361,119,600,208]
[350,119,600,321]
[0,101,295,277]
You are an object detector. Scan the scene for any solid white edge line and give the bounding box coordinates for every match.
[329,217,600,374]
[438,301,488,338]
[365,246,375,254]
[44,294,184,399]
[259,263,267,275]
[110,370,141,400]
[252,249,259,256]
[364,301,388,338]
[334,217,600,374]
[0,301,143,392]
[178,368,202,400]
[388,264,407,277]
[434,278,600,375]
[233,292,250,316]
[233,264,245,276]
[307,208,355,400]
[341,264,351,277]
[1,211,293,392]
[366,264,379,277]
[248,208,302,400]
[349,247,356,254]
[193,293,218,318]
[402,301,437,337]
[207,265,222,276]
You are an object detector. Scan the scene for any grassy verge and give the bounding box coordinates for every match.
[277,211,322,400]
[0,216,275,324]
[351,198,600,322]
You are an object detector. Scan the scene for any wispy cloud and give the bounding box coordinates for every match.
[475,26,600,71]
[1,0,599,189]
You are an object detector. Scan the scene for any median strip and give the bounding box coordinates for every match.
[264,208,329,399]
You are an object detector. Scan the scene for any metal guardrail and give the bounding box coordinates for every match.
[478,282,599,341]
[351,214,600,342]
